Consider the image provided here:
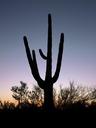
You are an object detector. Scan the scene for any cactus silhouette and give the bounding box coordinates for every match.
[23,14,64,110]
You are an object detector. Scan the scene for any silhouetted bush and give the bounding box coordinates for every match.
[11,81,29,105]
[29,86,44,106]
[0,81,96,113]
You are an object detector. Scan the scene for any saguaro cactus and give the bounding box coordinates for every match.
[23,14,64,110]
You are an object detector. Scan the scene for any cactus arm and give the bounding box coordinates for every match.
[23,36,33,70]
[52,33,64,83]
[32,50,45,89]
[24,36,37,80]
[39,49,47,60]
[24,36,44,89]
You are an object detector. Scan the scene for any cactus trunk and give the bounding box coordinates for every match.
[44,83,54,110]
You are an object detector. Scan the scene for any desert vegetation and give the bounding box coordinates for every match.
[0,81,96,113]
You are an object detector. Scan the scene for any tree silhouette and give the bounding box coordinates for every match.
[11,81,28,105]
[23,14,64,110]
[28,85,43,106]
[57,82,90,109]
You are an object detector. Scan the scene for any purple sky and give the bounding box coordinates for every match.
[0,0,96,101]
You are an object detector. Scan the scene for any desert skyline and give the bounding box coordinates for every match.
[0,0,96,101]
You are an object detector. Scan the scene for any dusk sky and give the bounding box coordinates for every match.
[0,0,96,101]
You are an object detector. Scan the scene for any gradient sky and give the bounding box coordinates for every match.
[0,0,96,101]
